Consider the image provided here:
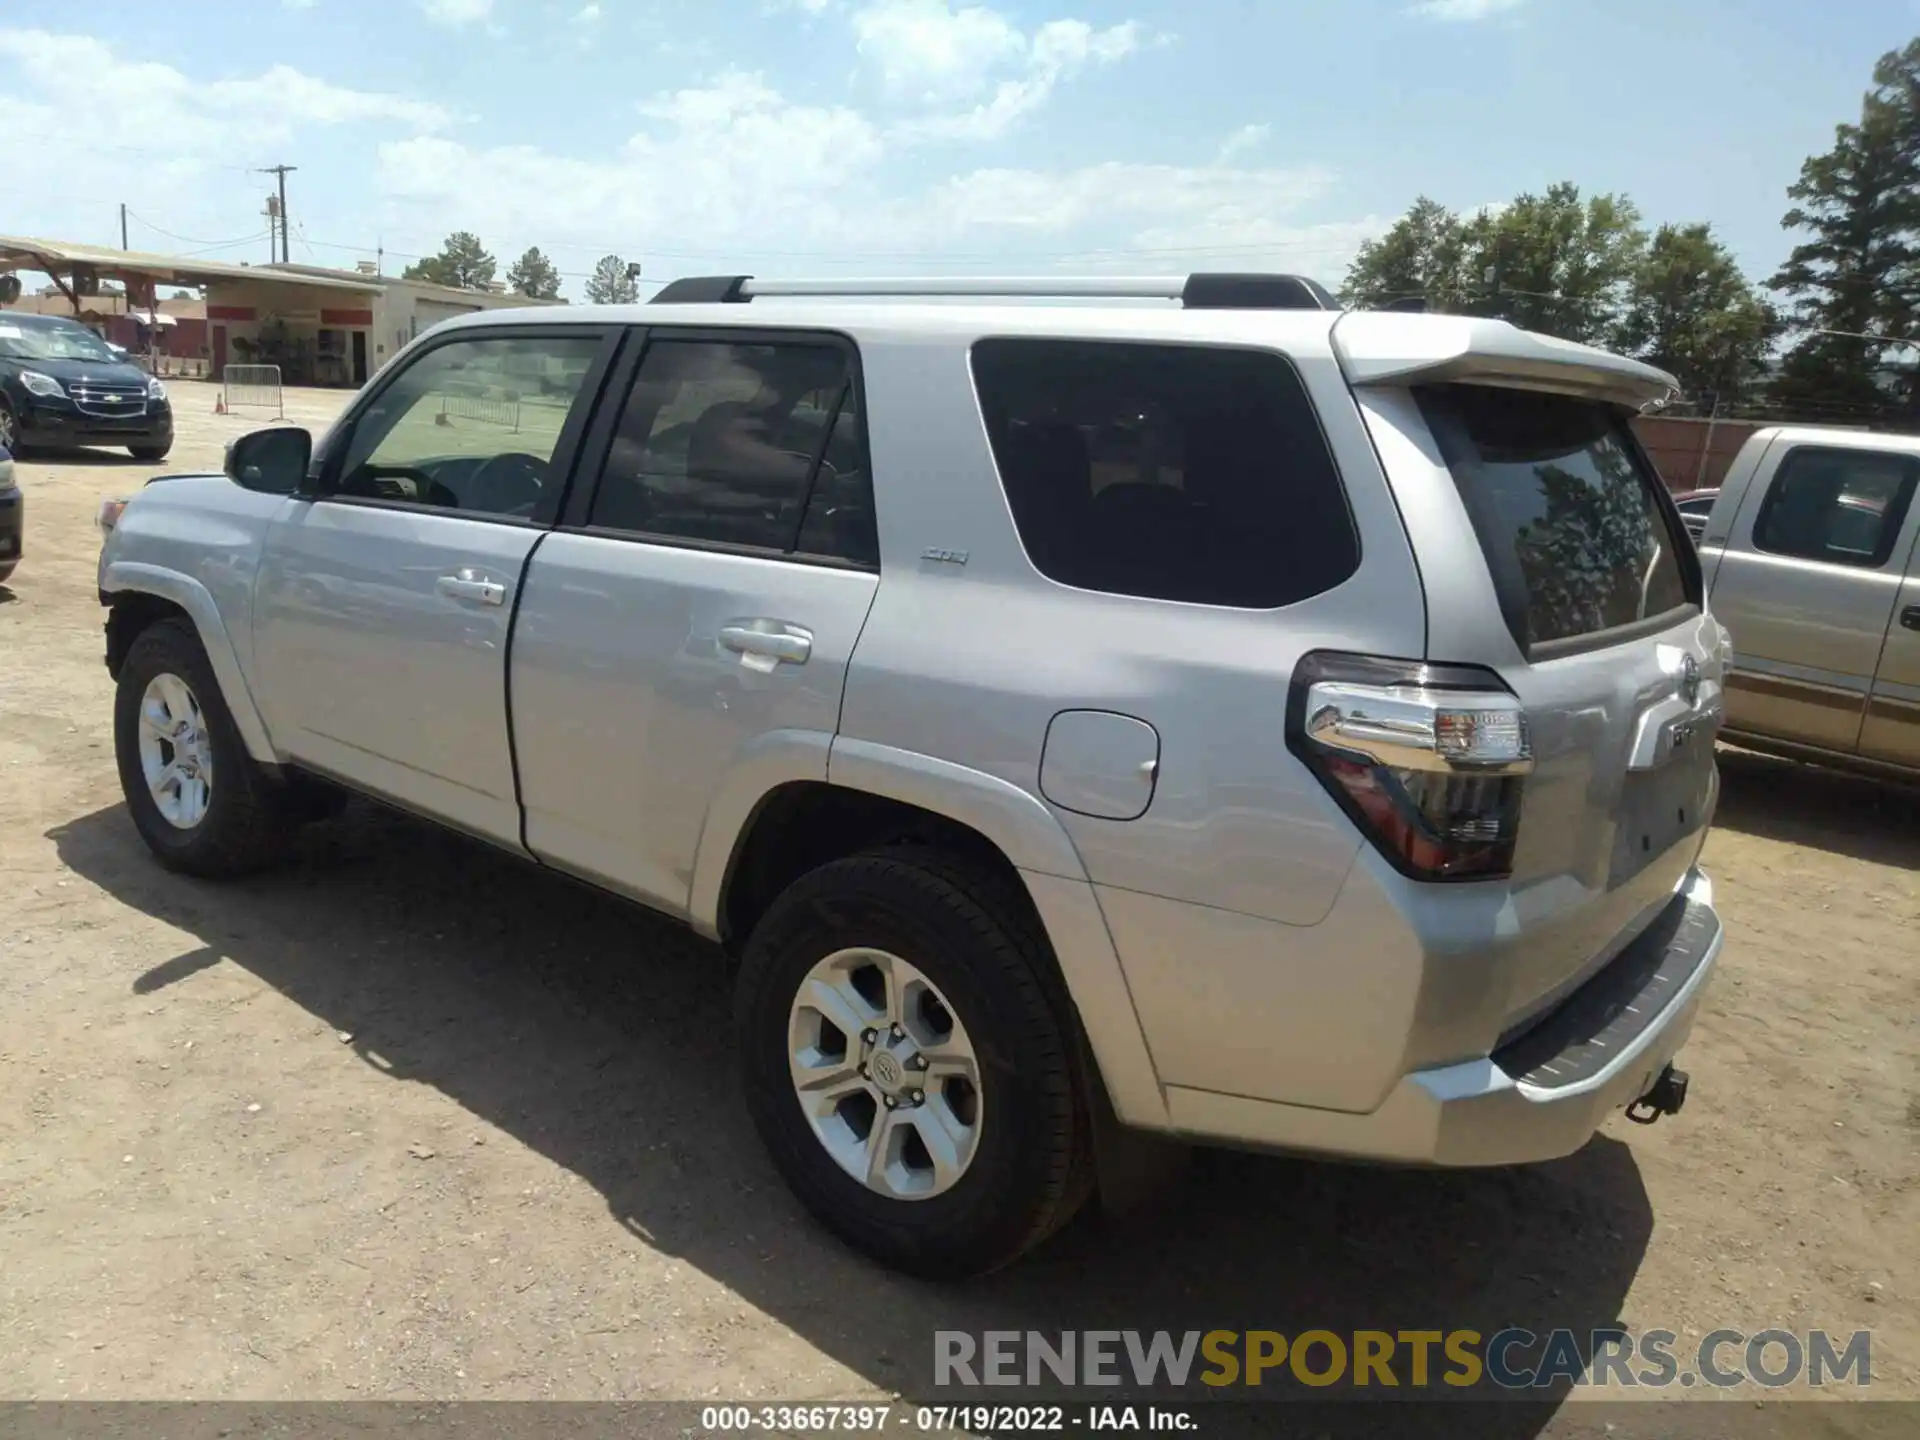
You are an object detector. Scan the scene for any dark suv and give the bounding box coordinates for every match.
[0,313,173,460]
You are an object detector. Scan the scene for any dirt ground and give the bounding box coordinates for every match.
[1,381,1915,1420]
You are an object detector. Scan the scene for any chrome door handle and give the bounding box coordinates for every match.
[719,622,812,665]
[436,570,506,606]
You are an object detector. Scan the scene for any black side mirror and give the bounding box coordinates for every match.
[224,427,313,496]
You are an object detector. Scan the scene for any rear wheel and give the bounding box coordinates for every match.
[129,442,171,462]
[113,618,294,877]
[736,847,1092,1278]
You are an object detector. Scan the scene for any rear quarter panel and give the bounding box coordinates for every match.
[839,326,1435,1112]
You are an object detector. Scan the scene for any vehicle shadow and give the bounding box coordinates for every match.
[16,449,148,467]
[50,800,1656,1436]
[0,585,15,604]
[1712,745,1920,870]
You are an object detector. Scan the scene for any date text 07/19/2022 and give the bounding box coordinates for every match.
[699,1404,1194,1433]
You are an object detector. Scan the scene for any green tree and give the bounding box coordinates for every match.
[1617,223,1777,405]
[1340,196,1474,311]
[1343,185,1645,344]
[1462,184,1645,345]
[585,253,639,305]
[403,231,497,290]
[505,246,563,300]
[1768,39,1920,421]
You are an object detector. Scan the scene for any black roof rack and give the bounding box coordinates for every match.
[648,272,1339,310]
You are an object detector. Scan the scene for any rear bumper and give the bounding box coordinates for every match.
[1161,868,1722,1166]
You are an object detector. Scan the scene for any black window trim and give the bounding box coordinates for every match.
[1749,443,1920,572]
[967,335,1363,612]
[555,323,879,572]
[1415,383,1702,664]
[305,322,624,530]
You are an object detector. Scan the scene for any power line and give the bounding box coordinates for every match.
[125,210,270,251]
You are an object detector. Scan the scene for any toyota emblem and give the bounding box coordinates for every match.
[1679,653,1701,707]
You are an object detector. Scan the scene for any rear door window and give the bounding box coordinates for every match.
[1415,383,1694,654]
[1750,446,1918,570]
[970,339,1359,608]
[587,338,876,565]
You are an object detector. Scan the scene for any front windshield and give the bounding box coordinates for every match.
[0,318,121,364]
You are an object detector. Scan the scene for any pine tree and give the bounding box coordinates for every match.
[403,232,497,291]
[585,254,639,305]
[505,247,563,300]
[1768,39,1920,422]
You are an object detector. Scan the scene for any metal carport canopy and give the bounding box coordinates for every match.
[0,233,381,295]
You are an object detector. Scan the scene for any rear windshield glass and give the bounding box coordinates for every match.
[1415,384,1692,651]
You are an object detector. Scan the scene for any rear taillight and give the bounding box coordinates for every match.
[1287,652,1532,882]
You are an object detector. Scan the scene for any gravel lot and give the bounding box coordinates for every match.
[1,381,1915,1420]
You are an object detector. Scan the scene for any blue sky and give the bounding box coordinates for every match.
[1,0,1913,299]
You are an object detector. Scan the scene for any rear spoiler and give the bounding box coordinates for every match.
[1329,312,1680,412]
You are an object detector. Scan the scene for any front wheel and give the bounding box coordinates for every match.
[128,442,172,462]
[736,848,1092,1278]
[0,400,21,454]
[113,618,294,877]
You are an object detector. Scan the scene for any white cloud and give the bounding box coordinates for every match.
[0,23,1366,299]
[852,2,1143,138]
[368,67,1361,292]
[1216,122,1270,163]
[1408,0,1528,20]
[853,0,1024,100]
[0,30,457,138]
[421,0,493,26]
[0,29,456,262]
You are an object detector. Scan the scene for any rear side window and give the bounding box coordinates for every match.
[1416,384,1692,653]
[587,338,877,565]
[970,339,1359,608]
[1751,447,1918,569]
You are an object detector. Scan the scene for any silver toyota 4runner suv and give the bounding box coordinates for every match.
[97,273,1729,1278]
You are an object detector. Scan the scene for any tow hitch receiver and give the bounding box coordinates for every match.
[1626,1065,1690,1125]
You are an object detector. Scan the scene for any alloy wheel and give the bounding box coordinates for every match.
[787,947,983,1201]
[137,671,215,829]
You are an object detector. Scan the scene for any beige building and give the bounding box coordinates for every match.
[1,235,560,388]
[213,263,563,386]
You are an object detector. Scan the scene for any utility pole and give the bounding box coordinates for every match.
[120,203,128,250]
[256,165,297,263]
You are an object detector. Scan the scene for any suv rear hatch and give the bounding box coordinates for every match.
[1329,314,1725,1033]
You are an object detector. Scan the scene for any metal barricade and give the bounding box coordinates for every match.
[436,390,522,433]
[222,364,285,419]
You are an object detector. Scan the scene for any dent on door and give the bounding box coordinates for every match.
[1039,710,1160,821]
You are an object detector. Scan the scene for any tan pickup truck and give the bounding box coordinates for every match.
[1698,425,1920,777]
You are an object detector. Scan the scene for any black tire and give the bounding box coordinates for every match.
[114,617,294,877]
[129,442,172,462]
[736,846,1093,1278]
[0,399,21,455]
